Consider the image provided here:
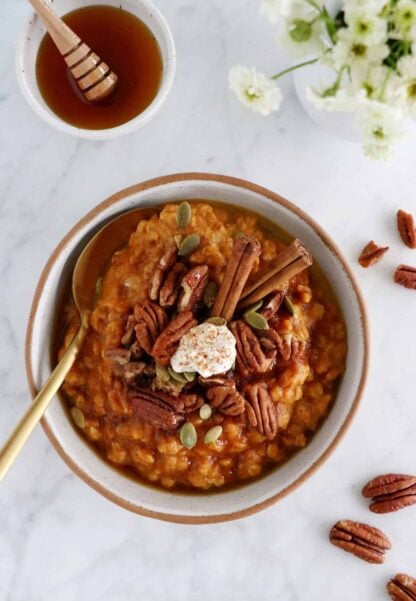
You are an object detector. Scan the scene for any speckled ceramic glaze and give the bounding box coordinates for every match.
[25,173,369,523]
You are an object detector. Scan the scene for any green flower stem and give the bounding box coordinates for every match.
[271,58,318,81]
[379,68,392,101]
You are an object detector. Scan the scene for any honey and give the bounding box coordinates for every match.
[36,5,163,130]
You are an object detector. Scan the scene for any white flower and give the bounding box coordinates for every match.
[331,29,390,70]
[397,54,416,116]
[280,8,328,59]
[228,65,283,116]
[260,0,292,22]
[306,86,361,112]
[357,101,403,160]
[349,64,400,104]
[391,0,416,39]
[344,8,388,45]
[344,0,388,15]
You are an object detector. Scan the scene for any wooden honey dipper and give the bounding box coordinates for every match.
[29,0,118,102]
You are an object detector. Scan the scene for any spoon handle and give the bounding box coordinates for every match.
[28,0,81,55]
[0,325,87,482]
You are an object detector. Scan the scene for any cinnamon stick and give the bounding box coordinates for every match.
[211,235,260,321]
[238,240,312,310]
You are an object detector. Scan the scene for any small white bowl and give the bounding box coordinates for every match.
[16,0,176,140]
[25,174,369,523]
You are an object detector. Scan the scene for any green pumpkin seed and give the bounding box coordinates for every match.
[178,234,200,257]
[244,311,269,330]
[156,364,171,384]
[205,316,227,327]
[204,425,222,444]
[71,407,85,429]
[203,281,218,308]
[199,404,213,420]
[184,371,196,382]
[176,201,192,228]
[168,367,188,383]
[180,422,198,449]
[174,234,183,249]
[243,300,263,317]
[284,296,295,316]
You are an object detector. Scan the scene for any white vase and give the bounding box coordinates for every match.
[293,62,361,144]
[292,0,361,143]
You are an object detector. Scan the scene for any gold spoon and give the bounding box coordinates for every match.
[0,207,157,482]
[29,0,118,103]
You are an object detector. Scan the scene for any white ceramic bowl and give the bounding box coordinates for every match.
[25,173,369,523]
[16,0,176,140]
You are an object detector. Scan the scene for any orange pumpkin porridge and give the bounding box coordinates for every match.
[58,202,347,491]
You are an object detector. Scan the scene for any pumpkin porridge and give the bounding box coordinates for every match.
[58,202,347,491]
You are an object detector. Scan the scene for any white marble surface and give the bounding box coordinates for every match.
[1,1,416,599]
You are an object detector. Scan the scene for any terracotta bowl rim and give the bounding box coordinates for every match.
[25,172,369,524]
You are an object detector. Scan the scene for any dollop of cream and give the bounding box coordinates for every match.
[170,323,236,378]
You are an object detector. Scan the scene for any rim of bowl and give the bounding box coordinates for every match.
[15,0,177,140]
[25,173,369,523]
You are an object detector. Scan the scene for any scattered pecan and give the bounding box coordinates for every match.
[149,246,178,301]
[329,520,391,564]
[207,383,245,416]
[178,265,209,312]
[362,474,416,514]
[394,264,416,290]
[152,311,197,366]
[129,388,185,430]
[358,240,389,268]
[397,209,416,249]
[229,320,273,377]
[245,383,278,440]
[260,289,287,320]
[159,263,187,307]
[134,300,168,355]
[387,573,416,601]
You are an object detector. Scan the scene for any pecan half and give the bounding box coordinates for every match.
[159,263,187,307]
[181,393,204,413]
[397,209,416,249]
[207,383,245,416]
[152,311,197,366]
[329,520,391,564]
[103,348,131,365]
[134,300,168,355]
[129,388,185,430]
[123,362,154,386]
[178,265,209,312]
[259,323,305,362]
[149,246,178,301]
[387,573,416,601]
[229,320,273,377]
[362,474,416,514]
[260,289,287,320]
[245,383,278,440]
[121,314,137,346]
[199,375,233,387]
[358,240,389,268]
[394,264,416,290]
